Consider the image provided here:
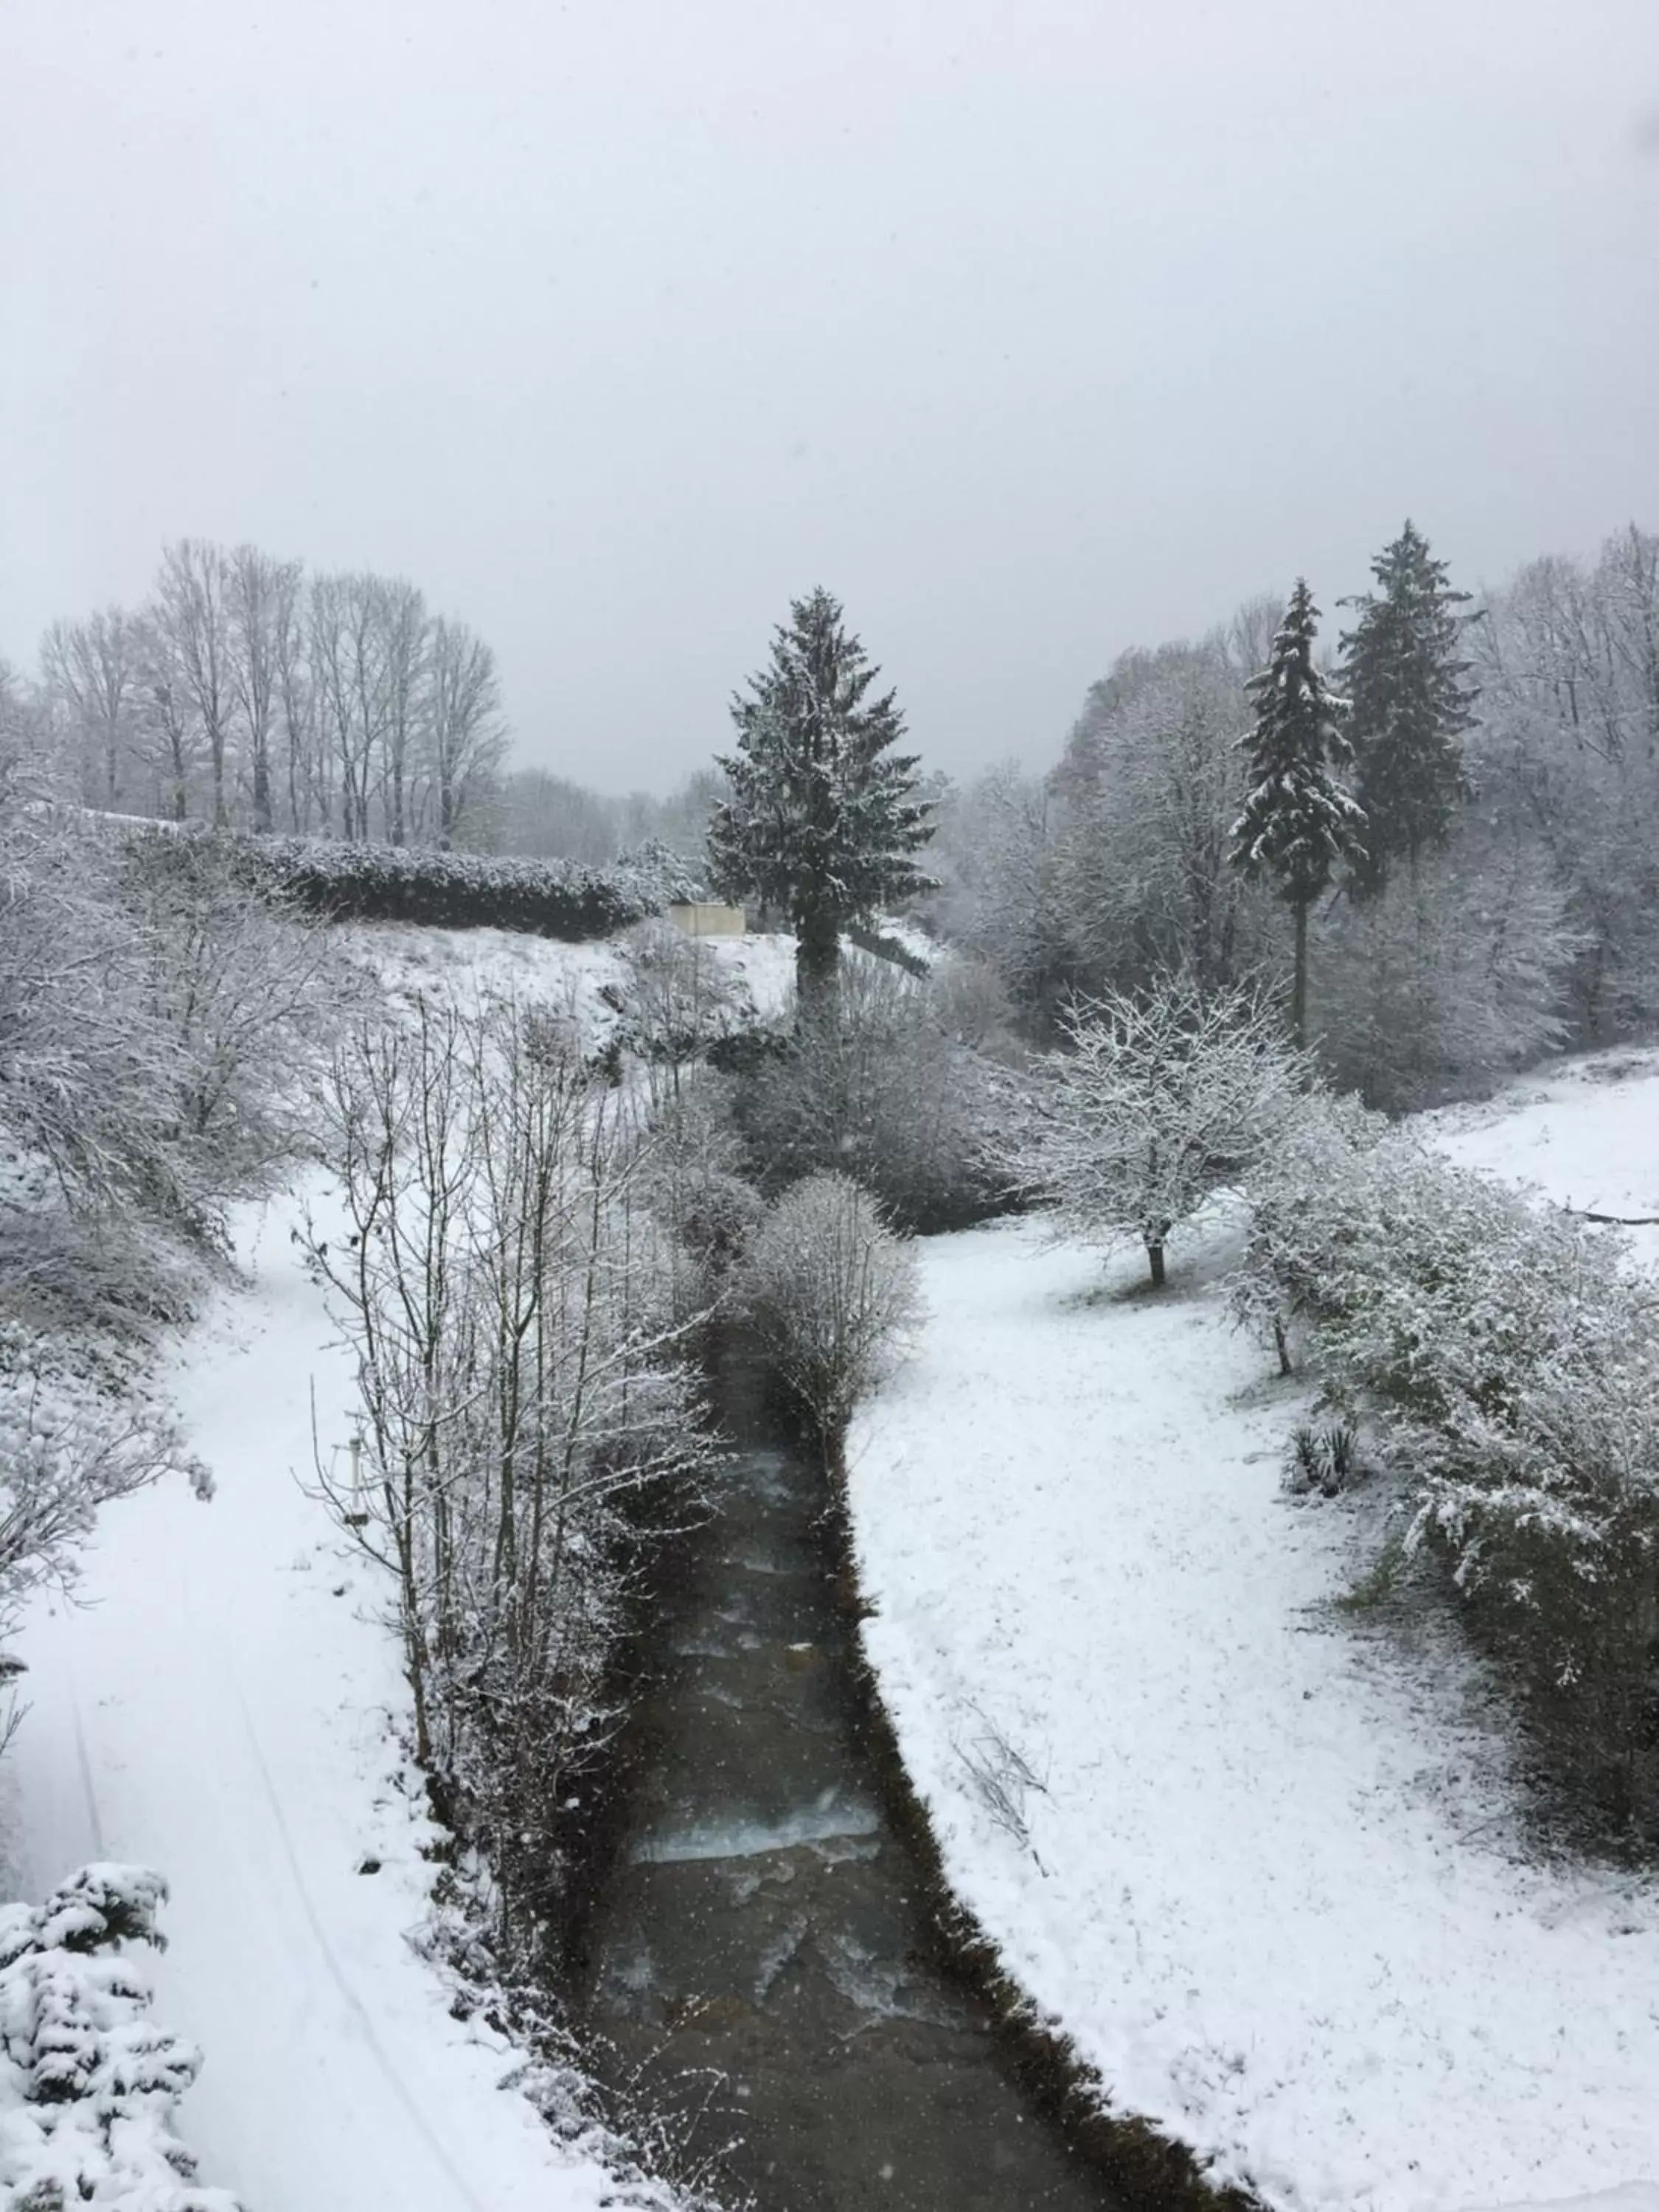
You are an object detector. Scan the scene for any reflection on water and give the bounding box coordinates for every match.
[579,1373,1124,2212]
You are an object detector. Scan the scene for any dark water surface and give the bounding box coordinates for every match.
[578,1358,1124,2212]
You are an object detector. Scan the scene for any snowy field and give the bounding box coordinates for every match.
[0,923,802,2212]
[846,1048,1659,2212]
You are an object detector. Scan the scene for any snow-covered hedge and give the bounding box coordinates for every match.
[0,1864,240,2211]
[114,821,692,940]
[1239,1093,1659,1829]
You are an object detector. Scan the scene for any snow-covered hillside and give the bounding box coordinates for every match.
[0,922,795,2212]
[846,1048,1659,2212]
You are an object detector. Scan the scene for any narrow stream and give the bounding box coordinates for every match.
[578,1348,1126,2211]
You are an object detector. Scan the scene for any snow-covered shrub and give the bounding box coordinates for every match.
[310,995,719,1943]
[0,1336,204,1736]
[740,1172,921,1440]
[1238,1097,1659,1828]
[636,1077,764,1320]
[1021,973,1312,1287]
[0,1863,240,2211]
[116,829,353,1219]
[612,919,745,1111]
[737,954,1020,1232]
[0,810,185,1220]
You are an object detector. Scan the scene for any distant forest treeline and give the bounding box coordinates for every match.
[8,522,1657,1107]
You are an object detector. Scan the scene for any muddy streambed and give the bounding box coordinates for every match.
[576,1356,1125,2212]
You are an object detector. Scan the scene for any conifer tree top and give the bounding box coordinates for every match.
[707,588,935,936]
[1230,579,1363,908]
[1338,520,1476,895]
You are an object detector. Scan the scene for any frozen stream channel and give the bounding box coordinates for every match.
[578,1352,1124,2212]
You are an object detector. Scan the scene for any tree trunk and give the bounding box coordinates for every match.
[795,907,841,1029]
[1146,1237,1166,1288]
[251,746,273,834]
[1291,897,1310,1048]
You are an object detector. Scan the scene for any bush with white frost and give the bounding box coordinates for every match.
[1022,973,1311,1286]
[0,1864,240,2211]
[1237,1091,1659,1830]
[740,1172,921,1439]
[737,953,1022,1232]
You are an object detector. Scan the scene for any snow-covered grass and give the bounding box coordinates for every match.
[845,1047,1659,2212]
[339,915,799,1030]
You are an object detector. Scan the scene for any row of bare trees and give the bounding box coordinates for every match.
[35,539,507,844]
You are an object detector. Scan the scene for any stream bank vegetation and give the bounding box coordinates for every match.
[305,991,721,1956]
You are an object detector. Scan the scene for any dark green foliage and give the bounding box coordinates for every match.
[116,821,662,939]
[1230,581,1364,1043]
[1340,520,1476,898]
[709,588,935,1014]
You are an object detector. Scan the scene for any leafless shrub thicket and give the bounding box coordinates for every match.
[307,994,719,1938]
[740,1172,921,1441]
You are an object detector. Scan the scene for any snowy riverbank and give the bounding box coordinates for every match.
[1,1186,646,2212]
[845,1051,1659,2212]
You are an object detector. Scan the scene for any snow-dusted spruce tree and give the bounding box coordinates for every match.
[310,995,718,1941]
[708,588,935,1023]
[1338,520,1476,900]
[1022,973,1310,1288]
[0,1864,241,2211]
[741,1173,921,1441]
[1229,581,1364,1047]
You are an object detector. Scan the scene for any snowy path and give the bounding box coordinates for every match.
[1,1189,618,2211]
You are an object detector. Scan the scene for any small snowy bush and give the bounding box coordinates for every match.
[0,1864,241,2211]
[740,1172,922,1439]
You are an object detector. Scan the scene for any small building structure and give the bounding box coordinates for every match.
[667,900,746,939]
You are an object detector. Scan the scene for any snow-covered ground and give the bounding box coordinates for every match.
[345,914,800,1029]
[846,1048,1659,2212]
[0,921,785,2211]
[1,1183,634,2210]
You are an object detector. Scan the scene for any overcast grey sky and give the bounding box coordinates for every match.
[4,1,1657,793]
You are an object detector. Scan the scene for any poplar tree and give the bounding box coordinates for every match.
[709,588,934,1023]
[1230,581,1363,1046]
[1339,520,1476,898]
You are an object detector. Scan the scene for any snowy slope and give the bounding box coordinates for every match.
[2,1186,632,2212]
[340,916,800,1027]
[846,1050,1659,2212]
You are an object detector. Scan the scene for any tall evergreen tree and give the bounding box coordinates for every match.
[1230,580,1363,1046]
[1339,519,1476,897]
[709,588,934,1020]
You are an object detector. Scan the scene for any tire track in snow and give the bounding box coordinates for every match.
[223,1660,491,2212]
